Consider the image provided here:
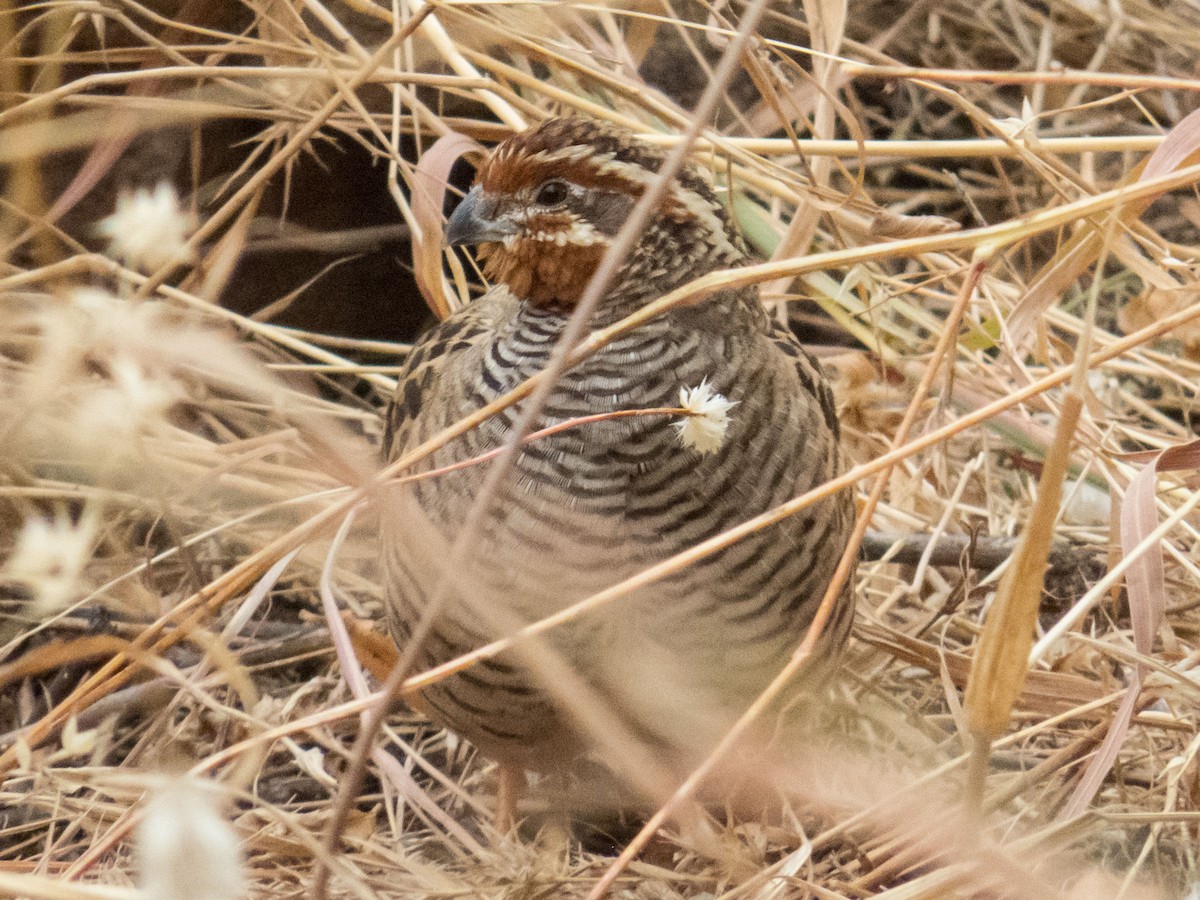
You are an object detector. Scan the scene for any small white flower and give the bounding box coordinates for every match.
[71,286,124,317]
[673,379,736,454]
[108,354,182,420]
[3,507,99,616]
[991,96,1036,141]
[97,182,195,272]
[60,715,97,757]
[137,774,243,900]
[1061,478,1112,527]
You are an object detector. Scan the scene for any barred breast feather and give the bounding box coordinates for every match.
[381,286,853,768]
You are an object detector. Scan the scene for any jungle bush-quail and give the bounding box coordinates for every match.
[381,117,855,818]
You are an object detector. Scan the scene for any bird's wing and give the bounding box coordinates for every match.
[383,299,502,459]
[765,317,841,439]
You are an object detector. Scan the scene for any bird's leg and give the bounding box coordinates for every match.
[495,761,527,833]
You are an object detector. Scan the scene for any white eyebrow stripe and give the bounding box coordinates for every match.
[497,145,739,258]
[529,219,606,247]
[671,186,741,260]
[559,157,740,258]
[540,146,595,164]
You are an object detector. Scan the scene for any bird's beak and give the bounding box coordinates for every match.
[445,186,519,246]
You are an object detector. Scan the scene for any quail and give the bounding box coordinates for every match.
[381,117,855,822]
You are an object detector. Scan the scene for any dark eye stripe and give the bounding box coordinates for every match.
[577,190,636,237]
[522,190,635,241]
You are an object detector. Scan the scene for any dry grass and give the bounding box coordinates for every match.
[4,0,1200,897]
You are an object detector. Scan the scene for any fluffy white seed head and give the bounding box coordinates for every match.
[97,182,195,272]
[3,507,98,617]
[673,379,736,454]
[137,774,243,900]
[991,96,1036,140]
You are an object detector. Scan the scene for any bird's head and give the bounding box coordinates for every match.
[446,117,746,311]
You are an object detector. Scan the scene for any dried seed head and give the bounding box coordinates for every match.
[673,379,736,454]
[97,182,195,272]
[137,774,243,900]
[2,506,98,617]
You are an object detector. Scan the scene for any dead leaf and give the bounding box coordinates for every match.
[411,132,485,321]
[870,209,961,239]
[1118,286,1200,359]
[1061,437,1200,817]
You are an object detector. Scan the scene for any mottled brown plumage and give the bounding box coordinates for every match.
[381,117,855,818]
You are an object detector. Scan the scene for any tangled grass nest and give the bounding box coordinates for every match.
[4,0,1200,897]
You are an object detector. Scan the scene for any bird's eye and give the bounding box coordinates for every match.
[534,180,569,206]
